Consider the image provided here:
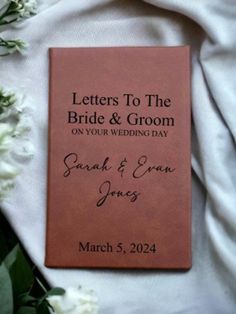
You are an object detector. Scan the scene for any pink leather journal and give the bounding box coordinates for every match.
[46,46,191,269]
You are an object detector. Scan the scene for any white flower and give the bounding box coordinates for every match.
[0,86,33,201]
[0,123,13,152]
[0,87,16,110]
[0,160,20,179]
[0,38,28,56]
[47,287,99,314]
[0,180,15,200]
[12,0,38,19]
[0,0,37,25]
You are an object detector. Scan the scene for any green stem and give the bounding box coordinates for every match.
[0,38,10,56]
[0,18,18,26]
[35,277,48,294]
[0,53,10,57]
[0,2,21,25]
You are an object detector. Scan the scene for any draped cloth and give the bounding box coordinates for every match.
[1,0,236,312]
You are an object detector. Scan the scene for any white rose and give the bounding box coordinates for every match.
[47,287,99,314]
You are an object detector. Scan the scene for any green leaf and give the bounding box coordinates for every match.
[36,301,51,314]
[16,306,37,314]
[0,262,13,314]
[46,287,65,296]
[4,244,34,297]
[17,293,37,307]
[37,286,65,308]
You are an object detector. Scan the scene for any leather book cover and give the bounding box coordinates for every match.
[45,46,191,269]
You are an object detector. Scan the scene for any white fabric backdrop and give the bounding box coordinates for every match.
[1,0,236,313]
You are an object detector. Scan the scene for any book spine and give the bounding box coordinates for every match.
[45,48,54,266]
